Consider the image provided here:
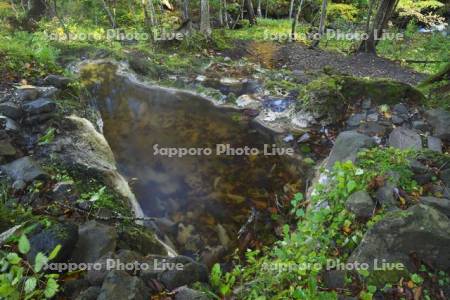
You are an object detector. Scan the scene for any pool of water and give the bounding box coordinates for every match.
[82,62,305,259]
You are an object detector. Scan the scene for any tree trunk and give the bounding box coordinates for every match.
[52,0,69,40]
[291,0,305,41]
[288,0,294,20]
[256,0,262,18]
[223,0,229,27]
[264,0,268,18]
[311,0,327,48]
[359,0,398,54]
[27,0,46,21]
[219,0,223,26]
[101,0,116,28]
[200,0,211,36]
[143,0,157,27]
[245,0,256,25]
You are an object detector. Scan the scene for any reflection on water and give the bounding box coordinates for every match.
[82,63,304,257]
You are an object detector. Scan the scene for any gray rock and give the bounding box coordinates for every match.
[0,116,20,132]
[393,103,409,115]
[366,113,379,122]
[16,86,39,101]
[44,74,71,88]
[388,127,422,150]
[0,102,21,120]
[86,252,116,285]
[362,99,371,110]
[23,98,57,116]
[0,156,48,183]
[358,122,388,137]
[349,204,450,273]
[322,270,346,290]
[346,113,366,127]
[72,221,117,263]
[24,113,55,125]
[38,86,59,99]
[174,287,209,300]
[52,181,78,202]
[158,259,208,290]
[345,191,375,218]
[374,173,400,209]
[391,115,405,125]
[441,169,450,188]
[75,287,101,300]
[427,136,442,153]
[98,271,149,300]
[325,131,375,170]
[424,109,450,141]
[62,279,90,299]
[420,197,450,218]
[409,159,428,174]
[412,120,429,132]
[12,180,26,191]
[28,221,78,263]
[0,140,17,156]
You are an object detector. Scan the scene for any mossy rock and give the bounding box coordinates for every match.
[367,268,410,288]
[117,225,166,256]
[127,51,163,78]
[297,75,426,125]
[339,76,426,105]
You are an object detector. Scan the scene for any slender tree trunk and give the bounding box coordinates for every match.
[311,0,327,48]
[52,0,70,40]
[240,0,244,19]
[359,0,398,54]
[200,0,211,36]
[256,0,262,18]
[219,0,223,26]
[223,0,229,27]
[264,0,268,18]
[27,0,46,21]
[291,0,304,41]
[142,0,157,27]
[289,0,294,20]
[101,0,116,28]
[245,0,256,25]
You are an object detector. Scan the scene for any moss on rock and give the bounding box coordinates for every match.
[117,225,166,256]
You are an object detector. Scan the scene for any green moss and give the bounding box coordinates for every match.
[367,269,410,288]
[117,225,166,255]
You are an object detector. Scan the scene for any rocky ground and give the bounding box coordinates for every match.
[0,41,449,299]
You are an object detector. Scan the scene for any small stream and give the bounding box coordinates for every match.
[81,62,305,261]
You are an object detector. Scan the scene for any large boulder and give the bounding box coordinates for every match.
[44,74,72,88]
[0,156,48,183]
[424,108,450,141]
[0,102,22,120]
[348,205,450,285]
[117,225,166,256]
[97,271,150,300]
[325,131,375,170]
[388,127,422,150]
[72,220,117,263]
[23,98,57,116]
[174,286,209,300]
[420,197,450,218]
[28,221,78,263]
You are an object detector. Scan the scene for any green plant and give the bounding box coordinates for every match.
[0,234,60,299]
[38,128,56,146]
[210,263,236,297]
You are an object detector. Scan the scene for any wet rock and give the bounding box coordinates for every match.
[325,131,375,170]
[75,287,101,300]
[345,191,375,218]
[348,205,450,285]
[38,86,59,99]
[117,225,166,256]
[28,221,78,263]
[16,85,40,101]
[0,156,48,183]
[86,252,116,285]
[72,220,117,263]
[424,108,450,141]
[388,127,422,150]
[236,94,260,109]
[392,103,409,123]
[62,279,90,299]
[362,99,371,110]
[0,116,20,132]
[98,270,149,300]
[391,115,404,125]
[0,102,21,120]
[201,245,227,269]
[366,113,379,122]
[322,270,346,290]
[24,113,56,125]
[420,197,450,218]
[23,98,57,116]
[427,136,442,153]
[44,74,71,88]
[346,113,366,127]
[174,286,209,300]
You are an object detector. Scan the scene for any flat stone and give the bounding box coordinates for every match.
[0,156,48,183]
[44,74,71,88]
[366,113,379,122]
[16,85,39,101]
[325,131,375,170]
[424,109,450,141]
[345,190,375,218]
[0,116,20,132]
[0,140,17,156]
[174,287,209,300]
[23,98,57,116]
[0,102,21,120]
[358,121,388,136]
[391,115,405,125]
[72,220,117,263]
[393,103,409,115]
[323,270,346,290]
[388,127,422,150]
[427,136,443,153]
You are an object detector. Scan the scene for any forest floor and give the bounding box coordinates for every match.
[225,40,427,85]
